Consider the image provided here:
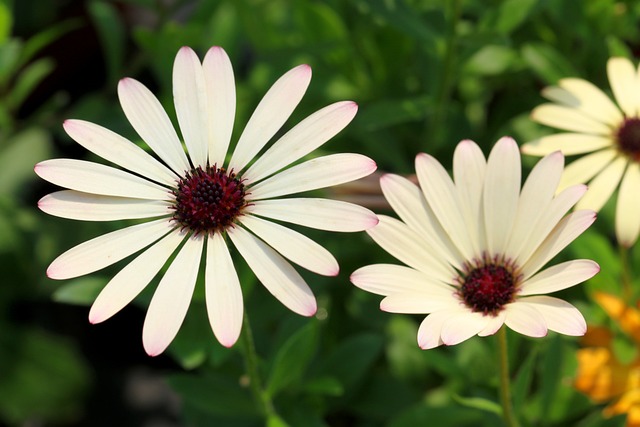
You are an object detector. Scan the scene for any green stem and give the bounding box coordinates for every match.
[240,312,276,418]
[497,326,520,427]
[619,245,633,302]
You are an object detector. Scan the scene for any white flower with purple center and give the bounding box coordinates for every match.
[35,46,378,356]
[351,137,598,349]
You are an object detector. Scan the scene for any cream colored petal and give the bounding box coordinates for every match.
[503,303,547,337]
[531,104,611,135]
[477,312,506,337]
[519,259,600,296]
[380,291,459,314]
[417,308,468,349]
[143,234,204,356]
[350,263,452,296]
[608,57,640,117]
[557,78,624,127]
[575,156,626,211]
[616,163,640,247]
[557,148,617,192]
[440,311,490,346]
[516,296,586,336]
[521,133,613,157]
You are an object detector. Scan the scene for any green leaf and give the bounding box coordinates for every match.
[88,1,125,84]
[494,0,538,34]
[540,334,565,418]
[52,276,106,305]
[512,345,538,409]
[359,0,442,44]
[0,127,53,195]
[6,57,55,110]
[0,0,11,44]
[302,376,343,397]
[19,19,81,71]
[356,96,431,132]
[569,228,619,294]
[522,43,579,84]
[452,394,502,416]
[463,45,518,76]
[266,320,318,397]
[267,414,291,427]
[168,302,222,370]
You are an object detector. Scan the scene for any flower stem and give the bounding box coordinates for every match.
[240,312,277,419]
[497,326,520,427]
[619,245,633,301]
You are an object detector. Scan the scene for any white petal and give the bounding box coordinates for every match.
[521,133,613,157]
[483,137,521,256]
[380,174,463,270]
[415,152,476,260]
[203,47,236,166]
[89,229,185,323]
[248,153,376,200]
[47,218,174,280]
[38,191,171,221]
[245,101,358,183]
[229,64,312,172]
[380,292,459,314]
[477,312,506,337]
[503,303,548,337]
[520,260,600,296]
[350,264,452,296]
[118,77,191,174]
[246,198,378,232]
[228,226,316,316]
[63,119,177,186]
[557,148,617,192]
[616,163,640,247]
[239,214,338,276]
[516,296,586,336]
[440,311,490,346]
[206,233,243,348]
[557,78,624,127]
[531,104,612,135]
[417,308,467,349]
[366,215,457,283]
[173,47,208,167]
[575,155,626,211]
[35,159,171,200]
[143,234,204,356]
[506,151,563,261]
[608,57,640,117]
[453,140,487,257]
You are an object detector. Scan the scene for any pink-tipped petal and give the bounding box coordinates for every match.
[504,303,548,338]
[440,311,490,346]
[517,296,586,336]
[417,309,466,349]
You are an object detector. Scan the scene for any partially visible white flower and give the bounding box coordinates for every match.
[523,57,640,247]
[351,137,598,349]
[36,46,378,356]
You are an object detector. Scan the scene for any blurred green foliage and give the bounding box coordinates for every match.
[2,0,639,426]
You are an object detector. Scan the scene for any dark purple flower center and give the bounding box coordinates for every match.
[459,263,516,315]
[171,165,247,235]
[617,117,640,162]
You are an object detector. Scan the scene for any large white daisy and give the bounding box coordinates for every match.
[522,57,640,247]
[351,137,598,349]
[35,46,378,356]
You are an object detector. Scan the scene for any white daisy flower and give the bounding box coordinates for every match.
[350,137,598,349]
[36,46,378,356]
[522,57,640,247]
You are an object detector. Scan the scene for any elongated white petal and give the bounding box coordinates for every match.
[531,104,611,135]
[557,78,624,127]
[477,312,506,337]
[521,133,613,156]
[245,101,358,183]
[228,226,316,316]
[35,159,170,200]
[240,214,338,276]
[608,57,640,117]
[229,65,312,172]
[380,174,463,269]
[118,77,190,174]
[483,137,521,256]
[63,120,177,185]
[366,215,457,283]
[173,47,208,167]
[575,156,626,211]
[248,153,376,200]
[557,149,617,192]
[504,303,547,337]
[506,151,563,260]
[47,218,174,280]
[453,140,487,257]
[246,198,378,232]
[521,210,597,279]
[143,234,204,356]
[415,153,475,260]
[350,264,453,296]
[417,308,467,349]
[38,191,171,221]
[380,292,459,314]
[89,230,185,323]
[440,311,490,346]
[206,233,243,348]
[204,47,236,166]
[517,296,586,336]
[616,163,640,247]
[520,259,599,296]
